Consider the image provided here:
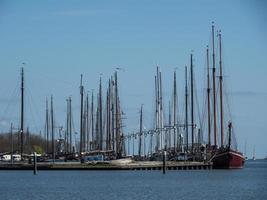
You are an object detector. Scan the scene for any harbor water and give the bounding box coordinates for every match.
[0,160,266,200]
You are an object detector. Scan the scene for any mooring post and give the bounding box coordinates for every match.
[163,150,167,174]
[33,152,37,175]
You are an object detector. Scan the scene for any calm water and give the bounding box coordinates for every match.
[0,160,266,200]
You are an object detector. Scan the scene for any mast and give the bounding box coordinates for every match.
[82,98,86,151]
[206,46,211,147]
[212,22,217,147]
[219,31,224,147]
[66,98,69,153]
[127,133,130,156]
[106,87,109,150]
[20,67,24,157]
[99,77,103,150]
[69,96,72,153]
[168,101,171,149]
[26,126,30,153]
[45,98,49,153]
[117,98,124,156]
[132,132,135,156]
[86,93,90,151]
[115,71,119,156]
[159,71,163,150]
[227,121,232,149]
[155,74,159,152]
[106,82,111,150]
[253,145,255,160]
[138,104,143,157]
[190,53,194,152]
[173,70,177,150]
[10,123,13,164]
[51,95,55,162]
[111,78,115,152]
[244,140,247,158]
[91,91,94,150]
[80,74,84,155]
[185,66,189,152]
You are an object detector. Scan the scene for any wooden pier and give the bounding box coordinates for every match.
[0,161,213,171]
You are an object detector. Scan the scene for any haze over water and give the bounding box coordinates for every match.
[0,160,266,200]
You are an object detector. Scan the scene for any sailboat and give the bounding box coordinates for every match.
[206,24,245,169]
[212,122,245,169]
[252,146,256,160]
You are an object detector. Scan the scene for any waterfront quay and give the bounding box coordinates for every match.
[0,161,212,171]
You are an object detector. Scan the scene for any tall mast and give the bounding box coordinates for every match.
[91,91,94,150]
[99,77,103,150]
[173,70,177,150]
[168,101,171,149]
[156,67,161,151]
[108,80,112,151]
[219,31,224,147]
[106,82,111,150]
[26,127,29,153]
[138,104,143,157]
[111,78,115,151]
[10,123,14,163]
[117,98,124,156]
[206,46,211,147]
[45,98,49,153]
[212,22,217,147]
[69,96,72,153]
[159,71,164,150]
[190,53,194,152]
[51,95,55,162]
[66,98,69,153]
[106,87,109,150]
[185,66,189,152]
[20,67,24,157]
[95,100,99,149]
[115,71,119,156]
[80,74,84,155]
[86,93,90,151]
[155,73,159,151]
[82,98,86,151]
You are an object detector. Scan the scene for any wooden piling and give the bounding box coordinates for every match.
[33,152,37,175]
[163,151,166,174]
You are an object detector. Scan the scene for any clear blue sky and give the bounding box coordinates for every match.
[0,0,266,158]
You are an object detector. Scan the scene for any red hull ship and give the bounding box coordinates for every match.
[211,122,245,169]
[206,24,245,169]
[212,148,245,169]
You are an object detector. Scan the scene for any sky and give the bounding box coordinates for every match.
[0,0,266,158]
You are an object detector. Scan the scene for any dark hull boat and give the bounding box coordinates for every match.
[212,148,245,169]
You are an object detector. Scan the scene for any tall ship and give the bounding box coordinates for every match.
[212,122,245,169]
[206,23,245,169]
